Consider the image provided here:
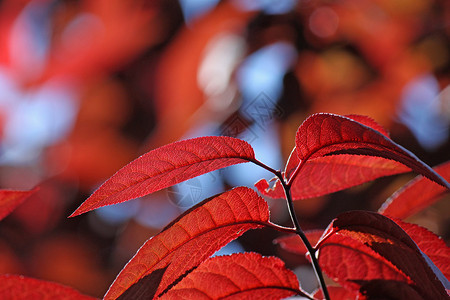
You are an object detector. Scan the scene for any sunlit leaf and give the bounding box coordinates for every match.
[293,113,449,188]
[256,114,415,200]
[160,253,304,299]
[379,160,450,219]
[316,211,448,299]
[71,136,254,216]
[256,154,409,200]
[104,187,270,299]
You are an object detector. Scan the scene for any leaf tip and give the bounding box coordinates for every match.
[68,202,89,218]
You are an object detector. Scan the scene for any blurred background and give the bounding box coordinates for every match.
[0,0,449,297]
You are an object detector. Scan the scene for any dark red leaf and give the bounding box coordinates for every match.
[393,219,450,281]
[312,286,358,300]
[0,274,96,299]
[116,267,168,300]
[316,211,448,299]
[257,154,410,200]
[159,253,304,300]
[293,113,449,188]
[358,280,424,300]
[317,233,408,291]
[70,136,254,216]
[104,187,270,300]
[379,160,450,219]
[0,188,38,221]
[274,230,324,256]
[344,114,390,137]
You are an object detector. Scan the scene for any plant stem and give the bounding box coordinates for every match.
[250,158,330,299]
[276,172,331,300]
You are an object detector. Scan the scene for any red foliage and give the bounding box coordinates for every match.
[256,113,450,201]
[104,187,270,299]
[1,109,448,299]
[256,154,410,200]
[315,211,448,299]
[379,161,450,219]
[1,0,449,298]
[393,219,450,280]
[293,114,449,187]
[160,253,304,300]
[0,275,96,300]
[67,113,447,299]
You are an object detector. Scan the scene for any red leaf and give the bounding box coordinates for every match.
[317,233,408,290]
[290,155,409,200]
[287,114,390,179]
[256,115,409,200]
[0,274,96,299]
[104,187,270,300]
[255,178,285,199]
[159,253,304,300]
[257,154,409,200]
[0,188,38,221]
[358,280,424,300]
[344,114,390,137]
[293,113,449,188]
[286,114,390,180]
[316,211,448,299]
[70,136,254,216]
[274,230,324,256]
[379,160,450,219]
[394,219,450,281]
[312,286,357,300]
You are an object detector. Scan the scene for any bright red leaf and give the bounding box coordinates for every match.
[104,187,271,300]
[316,211,448,299]
[70,136,254,216]
[292,113,449,188]
[256,154,410,200]
[0,274,96,300]
[291,155,409,200]
[0,187,38,221]
[379,160,450,219]
[256,114,413,200]
[159,252,305,300]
